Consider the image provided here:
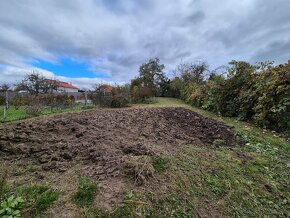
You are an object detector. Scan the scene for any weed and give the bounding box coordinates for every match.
[152,156,170,173]
[18,184,60,213]
[71,176,99,208]
[204,174,226,196]
[125,190,135,201]
[110,191,147,218]
[0,195,25,218]
[212,139,227,147]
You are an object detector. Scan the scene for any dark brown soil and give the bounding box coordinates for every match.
[0,107,240,214]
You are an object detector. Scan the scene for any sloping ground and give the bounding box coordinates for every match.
[1,100,290,218]
[0,107,241,216]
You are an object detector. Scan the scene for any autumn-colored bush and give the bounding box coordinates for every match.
[176,60,290,133]
[253,63,290,131]
[130,85,153,103]
[25,97,42,116]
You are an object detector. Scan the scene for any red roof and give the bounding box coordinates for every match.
[99,84,113,92]
[46,79,78,89]
[56,81,78,89]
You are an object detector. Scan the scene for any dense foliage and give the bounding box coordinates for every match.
[130,58,170,102]
[90,85,130,108]
[175,61,290,133]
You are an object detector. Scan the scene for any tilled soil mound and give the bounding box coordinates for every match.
[0,107,240,174]
[0,107,240,210]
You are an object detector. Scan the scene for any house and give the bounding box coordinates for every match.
[98,84,113,94]
[46,79,79,93]
[55,81,79,93]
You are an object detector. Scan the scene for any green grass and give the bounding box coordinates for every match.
[0,104,95,123]
[71,176,99,208]
[152,156,170,173]
[17,184,60,215]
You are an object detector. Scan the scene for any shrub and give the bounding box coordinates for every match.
[171,60,290,133]
[253,63,290,131]
[54,94,74,109]
[111,95,129,108]
[10,94,28,110]
[130,85,152,103]
[90,86,129,108]
[25,104,42,116]
[90,92,112,107]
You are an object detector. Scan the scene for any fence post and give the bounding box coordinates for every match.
[5,91,8,109]
[85,91,87,106]
[3,91,8,119]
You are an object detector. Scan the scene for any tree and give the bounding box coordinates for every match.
[170,77,183,98]
[0,83,11,92]
[138,57,166,96]
[175,61,209,84]
[16,71,56,95]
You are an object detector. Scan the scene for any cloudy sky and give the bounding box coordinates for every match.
[0,0,290,89]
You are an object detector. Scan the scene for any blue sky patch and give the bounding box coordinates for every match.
[34,58,108,79]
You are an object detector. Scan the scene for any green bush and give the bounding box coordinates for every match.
[172,60,290,133]
[90,85,129,108]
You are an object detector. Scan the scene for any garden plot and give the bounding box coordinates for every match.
[0,107,240,215]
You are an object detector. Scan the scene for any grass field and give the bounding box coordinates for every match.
[0,104,94,123]
[1,98,290,217]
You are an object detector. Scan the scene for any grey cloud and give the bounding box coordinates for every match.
[0,0,290,85]
[251,40,290,63]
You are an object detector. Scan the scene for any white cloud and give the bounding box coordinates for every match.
[0,65,108,89]
[0,0,290,85]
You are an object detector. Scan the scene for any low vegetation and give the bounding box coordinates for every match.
[0,103,93,123]
[0,195,25,218]
[18,184,60,214]
[71,177,99,208]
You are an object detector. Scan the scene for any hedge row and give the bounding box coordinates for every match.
[180,61,290,133]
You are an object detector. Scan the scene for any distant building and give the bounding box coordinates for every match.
[46,79,79,93]
[98,84,113,94]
